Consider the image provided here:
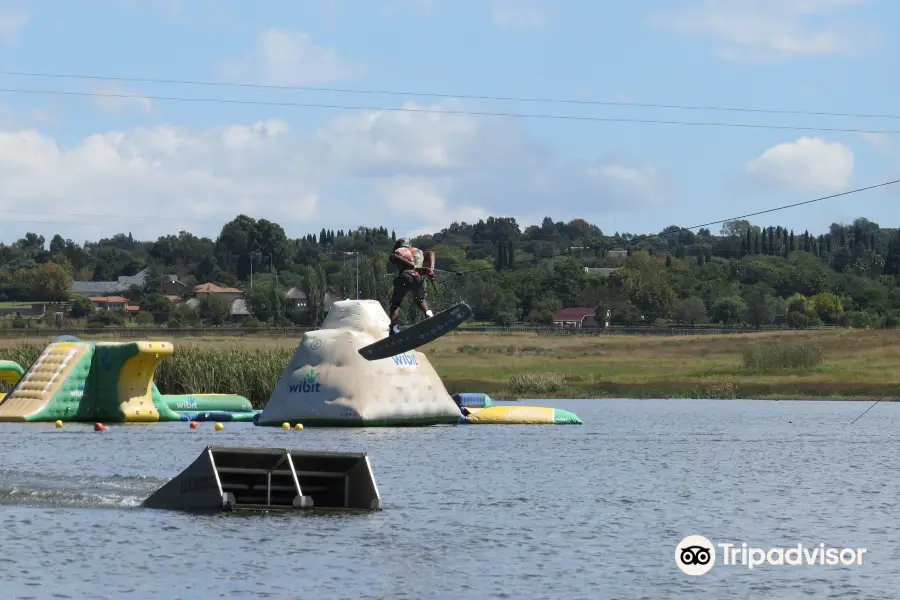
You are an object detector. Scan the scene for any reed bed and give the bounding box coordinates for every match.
[742,341,825,373]
[155,346,292,408]
[507,372,565,395]
[0,344,41,371]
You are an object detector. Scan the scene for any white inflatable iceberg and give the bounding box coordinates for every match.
[256,299,462,427]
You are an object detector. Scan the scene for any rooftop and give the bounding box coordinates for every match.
[285,286,307,299]
[195,283,243,294]
[71,267,181,295]
[88,296,129,304]
[554,307,596,321]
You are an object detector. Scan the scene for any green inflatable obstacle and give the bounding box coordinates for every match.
[162,394,253,413]
[0,339,254,423]
[0,360,24,386]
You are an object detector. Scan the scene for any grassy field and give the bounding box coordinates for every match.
[425,329,900,400]
[1,329,899,405]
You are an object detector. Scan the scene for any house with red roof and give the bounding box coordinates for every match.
[553,307,599,328]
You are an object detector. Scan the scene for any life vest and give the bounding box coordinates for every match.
[395,246,424,269]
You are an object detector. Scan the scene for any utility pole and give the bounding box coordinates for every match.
[356,251,360,299]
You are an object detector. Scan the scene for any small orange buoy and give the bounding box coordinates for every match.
[190,421,199,429]
[94,423,106,432]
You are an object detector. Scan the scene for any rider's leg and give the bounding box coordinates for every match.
[413,277,433,318]
[388,275,410,335]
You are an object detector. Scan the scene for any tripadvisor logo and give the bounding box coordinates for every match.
[289,369,321,393]
[675,535,867,575]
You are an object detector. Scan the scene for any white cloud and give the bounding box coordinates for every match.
[378,176,490,239]
[587,164,666,203]
[0,10,28,45]
[0,101,668,243]
[219,29,360,86]
[0,104,57,129]
[745,137,854,191]
[651,0,876,61]
[89,83,154,115]
[859,132,889,155]
[491,0,545,30]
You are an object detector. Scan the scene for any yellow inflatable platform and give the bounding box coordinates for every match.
[462,405,582,424]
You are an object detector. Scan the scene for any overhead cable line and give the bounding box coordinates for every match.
[451,178,900,275]
[2,180,897,246]
[2,69,899,121]
[1,87,900,134]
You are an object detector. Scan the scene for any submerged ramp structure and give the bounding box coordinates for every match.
[257,299,461,427]
[142,446,382,512]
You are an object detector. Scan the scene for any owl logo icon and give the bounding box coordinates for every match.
[675,535,716,575]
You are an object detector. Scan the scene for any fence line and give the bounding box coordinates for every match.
[0,324,841,340]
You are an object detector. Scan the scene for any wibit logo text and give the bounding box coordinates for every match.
[289,369,321,393]
[391,352,418,366]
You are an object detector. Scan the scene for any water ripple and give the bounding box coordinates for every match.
[0,399,897,598]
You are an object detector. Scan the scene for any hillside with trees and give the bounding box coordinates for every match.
[1,214,899,329]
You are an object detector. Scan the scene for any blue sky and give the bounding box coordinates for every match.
[0,0,898,245]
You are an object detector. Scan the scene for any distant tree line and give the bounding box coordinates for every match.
[2,214,900,329]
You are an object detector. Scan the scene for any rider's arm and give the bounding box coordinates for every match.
[389,251,415,269]
[424,251,435,278]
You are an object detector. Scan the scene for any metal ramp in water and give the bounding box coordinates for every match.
[142,445,382,512]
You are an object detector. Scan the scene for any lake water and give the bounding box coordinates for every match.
[0,398,897,599]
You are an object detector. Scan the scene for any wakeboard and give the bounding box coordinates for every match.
[358,302,473,361]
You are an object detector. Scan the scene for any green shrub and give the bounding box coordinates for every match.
[456,344,549,356]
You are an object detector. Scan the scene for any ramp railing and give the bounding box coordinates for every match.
[143,445,382,512]
[209,446,308,509]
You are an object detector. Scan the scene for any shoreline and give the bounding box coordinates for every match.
[444,383,897,402]
[484,394,892,402]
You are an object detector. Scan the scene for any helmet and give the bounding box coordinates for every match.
[394,238,410,249]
